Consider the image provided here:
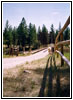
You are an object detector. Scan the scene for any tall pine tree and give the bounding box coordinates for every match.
[64,27,70,40]
[12,27,18,46]
[50,24,55,43]
[41,25,49,45]
[17,17,28,51]
[3,20,13,47]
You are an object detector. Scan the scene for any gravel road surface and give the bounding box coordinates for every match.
[3,49,48,69]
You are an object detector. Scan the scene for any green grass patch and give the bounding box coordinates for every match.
[3,55,16,58]
[3,52,31,58]
[64,52,70,60]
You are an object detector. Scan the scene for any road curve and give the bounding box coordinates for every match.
[3,49,48,69]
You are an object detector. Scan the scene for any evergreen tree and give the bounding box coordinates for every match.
[64,27,70,40]
[12,27,18,46]
[41,24,49,45]
[58,22,61,41]
[17,17,28,50]
[55,30,58,39]
[3,20,13,47]
[28,23,37,49]
[50,24,55,43]
[8,26,13,46]
[59,22,61,31]
[38,26,41,34]
[3,20,9,45]
[54,22,61,42]
[28,23,33,49]
[37,26,42,44]
[32,24,37,43]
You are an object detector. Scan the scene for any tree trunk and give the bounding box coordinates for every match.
[23,46,25,52]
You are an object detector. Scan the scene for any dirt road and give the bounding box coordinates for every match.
[3,49,48,69]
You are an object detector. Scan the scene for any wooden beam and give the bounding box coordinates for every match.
[56,50,70,66]
[56,40,70,47]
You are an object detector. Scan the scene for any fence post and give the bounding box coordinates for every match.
[55,40,59,58]
[60,33,64,66]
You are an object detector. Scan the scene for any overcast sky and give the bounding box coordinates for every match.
[3,2,70,31]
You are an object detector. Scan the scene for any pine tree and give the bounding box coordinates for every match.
[3,20,9,45]
[37,26,42,45]
[28,23,37,50]
[3,20,13,47]
[58,22,61,41]
[41,24,49,45]
[50,24,55,43]
[55,30,58,39]
[64,27,70,40]
[17,17,28,51]
[12,27,18,46]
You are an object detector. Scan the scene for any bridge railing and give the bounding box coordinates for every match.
[55,16,70,66]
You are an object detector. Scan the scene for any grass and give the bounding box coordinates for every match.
[3,54,17,58]
[18,52,31,56]
[3,53,70,97]
[3,52,31,58]
[64,52,70,60]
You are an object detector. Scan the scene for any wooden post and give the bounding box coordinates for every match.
[60,33,64,66]
[55,40,59,58]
